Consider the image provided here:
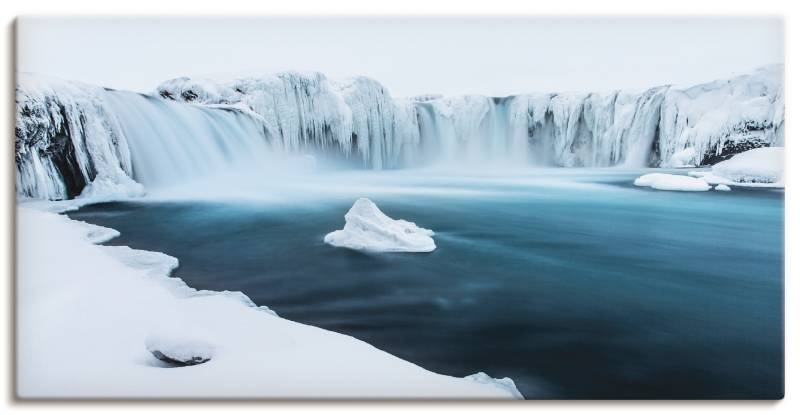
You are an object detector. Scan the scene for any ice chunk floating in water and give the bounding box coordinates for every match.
[634,173,711,192]
[324,198,436,252]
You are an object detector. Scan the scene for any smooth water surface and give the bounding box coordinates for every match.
[69,170,784,398]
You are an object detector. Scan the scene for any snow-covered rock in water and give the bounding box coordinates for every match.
[711,147,784,186]
[715,184,732,191]
[634,173,711,192]
[145,334,215,366]
[324,198,436,252]
[17,207,520,398]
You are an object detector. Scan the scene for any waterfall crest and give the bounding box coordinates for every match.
[16,66,784,200]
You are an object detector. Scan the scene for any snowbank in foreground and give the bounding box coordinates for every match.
[633,173,711,192]
[17,207,517,398]
[324,198,436,252]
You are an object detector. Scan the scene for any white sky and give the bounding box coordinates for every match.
[16,17,783,97]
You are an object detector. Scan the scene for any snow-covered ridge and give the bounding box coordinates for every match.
[17,206,522,398]
[16,65,784,200]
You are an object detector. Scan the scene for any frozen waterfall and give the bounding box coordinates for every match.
[15,74,274,200]
[16,65,784,200]
[101,91,272,188]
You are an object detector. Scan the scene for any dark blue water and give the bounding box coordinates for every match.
[68,171,784,399]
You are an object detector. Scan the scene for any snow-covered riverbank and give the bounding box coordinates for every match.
[634,147,785,192]
[16,207,521,399]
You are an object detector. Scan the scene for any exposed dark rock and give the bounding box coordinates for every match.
[159,90,175,100]
[700,122,772,165]
[180,89,199,102]
[150,350,211,367]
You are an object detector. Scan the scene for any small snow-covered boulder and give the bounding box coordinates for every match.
[324,198,436,252]
[634,173,711,192]
[145,335,214,367]
[715,184,732,192]
[711,147,784,186]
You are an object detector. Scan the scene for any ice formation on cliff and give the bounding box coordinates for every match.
[16,65,784,200]
[15,74,135,200]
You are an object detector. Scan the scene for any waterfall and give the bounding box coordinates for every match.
[412,96,530,168]
[16,65,784,200]
[102,91,272,188]
[15,74,277,200]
